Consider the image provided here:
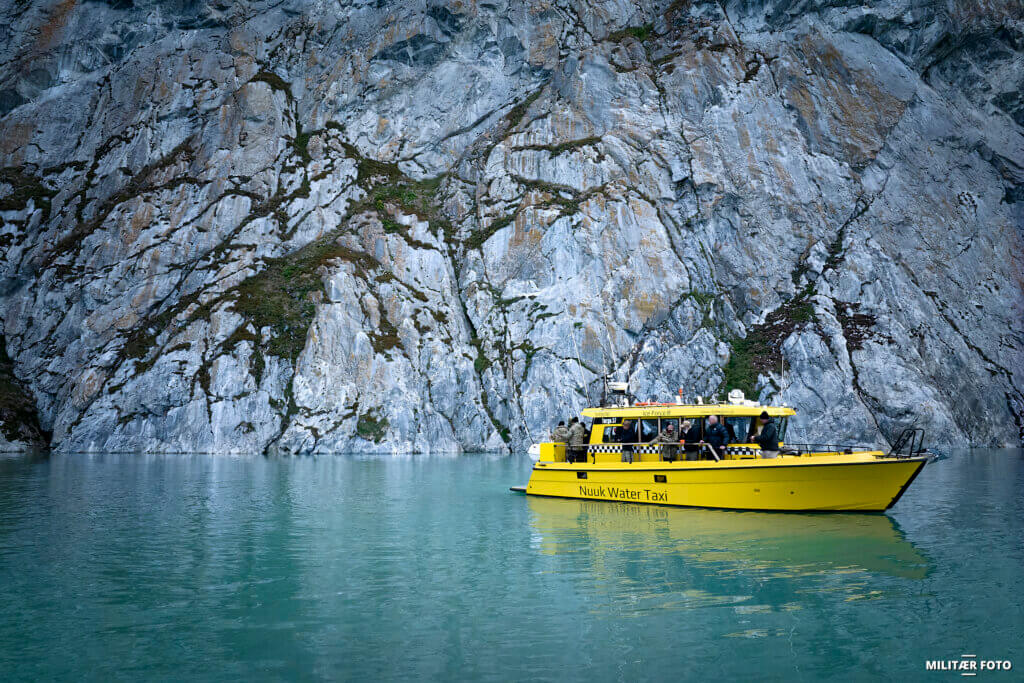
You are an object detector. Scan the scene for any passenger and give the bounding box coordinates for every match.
[682,420,701,461]
[655,422,680,462]
[551,420,570,443]
[757,411,780,458]
[705,415,728,460]
[614,419,637,463]
[567,417,588,463]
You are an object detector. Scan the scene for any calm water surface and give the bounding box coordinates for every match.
[0,450,1021,681]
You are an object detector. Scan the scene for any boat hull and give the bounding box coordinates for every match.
[524,455,928,512]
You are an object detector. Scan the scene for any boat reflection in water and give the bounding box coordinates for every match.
[527,496,931,582]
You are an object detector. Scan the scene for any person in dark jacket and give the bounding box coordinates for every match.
[705,415,728,460]
[614,419,637,463]
[756,411,780,458]
[682,420,702,460]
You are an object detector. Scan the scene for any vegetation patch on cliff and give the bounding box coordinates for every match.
[503,88,544,130]
[234,236,380,362]
[608,24,653,43]
[48,138,199,272]
[250,70,293,99]
[719,294,815,397]
[835,301,890,352]
[0,168,57,222]
[0,336,48,448]
[225,136,450,372]
[334,140,453,241]
[356,411,389,443]
[464,213,514,251]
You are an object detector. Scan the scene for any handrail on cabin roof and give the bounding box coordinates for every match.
[581,405,796,418]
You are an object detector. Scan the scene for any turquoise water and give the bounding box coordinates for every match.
[0,450,1021,681]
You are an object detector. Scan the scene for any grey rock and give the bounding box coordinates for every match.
[0,0,1020,454]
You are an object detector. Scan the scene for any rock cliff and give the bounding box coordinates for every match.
[0,0,1021,453]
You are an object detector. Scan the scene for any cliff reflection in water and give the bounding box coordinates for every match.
[527,498,931,584]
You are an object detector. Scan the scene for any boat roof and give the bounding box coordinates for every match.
[581,404,796,419]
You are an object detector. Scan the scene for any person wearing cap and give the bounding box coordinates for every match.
[756,411,780,458]
[682,420,702,460]
[567,417,588,463]
[551,420,570,443]
[654,421,680,461]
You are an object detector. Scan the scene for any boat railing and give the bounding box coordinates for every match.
[780,443,875,455]
[585,442,722,461]
[700,443,720,461]
[887,428,926,458]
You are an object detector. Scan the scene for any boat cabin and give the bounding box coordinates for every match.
[542,389,796,463]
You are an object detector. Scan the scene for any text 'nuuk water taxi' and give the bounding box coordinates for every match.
[513,385,932,512]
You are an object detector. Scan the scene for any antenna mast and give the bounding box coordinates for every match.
[571,326,590,407]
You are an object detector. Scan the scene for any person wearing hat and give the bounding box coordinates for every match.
[567,417,588,463]
[654,421,681,461]
[551,420,570,443]
[756,411,780,458]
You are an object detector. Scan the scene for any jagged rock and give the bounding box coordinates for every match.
[0,0,1020,453]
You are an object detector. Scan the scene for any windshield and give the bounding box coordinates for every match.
[601,426,618,443]
[724,416,750,443]
[639,419,659,442]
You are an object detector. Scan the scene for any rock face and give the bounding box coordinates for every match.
[0,334,47,451]
[0,0,1021,453]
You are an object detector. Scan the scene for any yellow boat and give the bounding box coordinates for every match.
[515,388,931,512]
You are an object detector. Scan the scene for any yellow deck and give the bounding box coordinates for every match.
[524,454,927,512]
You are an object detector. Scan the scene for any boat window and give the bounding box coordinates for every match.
[724,417,749,443]
[748,417,762,441]
[779,417,789,442]
[639,419,659,442]
[601,426,619,443]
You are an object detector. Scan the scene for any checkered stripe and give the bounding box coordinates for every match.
[727,446,760,455]
[587,444,670,455]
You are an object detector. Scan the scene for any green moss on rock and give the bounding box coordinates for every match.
[0,335,47,448]
[608,24,654,43]
[504,88,544,130]
[465,213,514,251]
[293,125,312,165]
[250,70,293,99]
[356,412,389,443]
[234,236,381,362]
[0,168,57,221]
[720,294,818,397]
